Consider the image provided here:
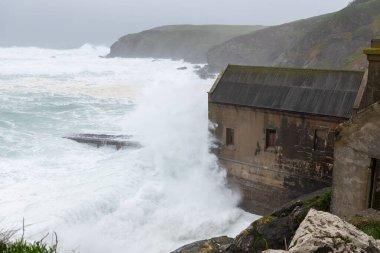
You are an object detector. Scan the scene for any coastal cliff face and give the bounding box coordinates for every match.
[207,0,380,71]
[107,25,264,63]
[108,0,380,74]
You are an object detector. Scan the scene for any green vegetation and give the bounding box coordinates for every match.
[0,239,57,253]
[0,228,58,253]
[108,25,265,62]
[256,216,277,225]
[305,191,331,212]
[350,216,380,239]
[207,0,380,71]
[152,25,264,35]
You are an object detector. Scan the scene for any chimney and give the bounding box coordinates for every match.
[363,39,380,106]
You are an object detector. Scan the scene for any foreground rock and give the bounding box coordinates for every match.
[225,188,331,252]
[171,236,233,253]
[264,209,380,253]
[171,188,331,253]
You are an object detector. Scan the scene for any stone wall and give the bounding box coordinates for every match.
[361,39,380,108]
[209,103,342,215]
[332,102,380,218]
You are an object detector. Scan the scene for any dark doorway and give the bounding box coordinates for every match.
[369,158,380,210]
[226,128,234,146]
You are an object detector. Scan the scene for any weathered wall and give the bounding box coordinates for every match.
[209,103,342,215]
[361,39,380,108]
[332,102,380,218]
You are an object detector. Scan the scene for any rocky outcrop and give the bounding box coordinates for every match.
[171,188,332,253]
[206,0,380,72]
[107,25,263,63]
[264,209,380,253]
[226,189,331,252]
[171,236,233,253]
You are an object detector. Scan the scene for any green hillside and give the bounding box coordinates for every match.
[207,0,380,71]
[107,25,264,63]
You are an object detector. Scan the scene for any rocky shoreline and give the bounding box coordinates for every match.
[171,188,380,253]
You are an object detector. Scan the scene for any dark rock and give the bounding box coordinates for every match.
[194,65,218,79]
[177,66,187,70]
[171,236,233,253]
[171,188,332,253]
[63,133,141,150]
[224,188,332,253]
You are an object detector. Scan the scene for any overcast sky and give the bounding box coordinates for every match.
[0,0,352,48]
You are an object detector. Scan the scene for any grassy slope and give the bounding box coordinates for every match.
[207,0,380,71]
[108,25,264,63]
[152,24,264,34]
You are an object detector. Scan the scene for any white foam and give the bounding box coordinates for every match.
[0,45,258,253]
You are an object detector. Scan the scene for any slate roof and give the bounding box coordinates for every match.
[209,65,365,119]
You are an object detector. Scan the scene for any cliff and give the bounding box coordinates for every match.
[108,0,380,74]
[107,25,264,63]
[207,0,380,71]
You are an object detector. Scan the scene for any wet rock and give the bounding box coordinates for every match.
[194,65,217,79]
[226,188,331,253]
[172,188,331,253]
[171,236,233,253]
[177,66,187,70]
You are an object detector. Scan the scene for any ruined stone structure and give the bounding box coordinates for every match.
[332,40,380,218]
[331,103,380,218]
[208,40,380,215]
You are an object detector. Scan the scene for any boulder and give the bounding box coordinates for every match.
[288,209,380,253]
[226,188,331,253]
[171,188,332,253]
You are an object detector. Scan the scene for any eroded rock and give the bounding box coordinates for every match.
[289,209,380,253]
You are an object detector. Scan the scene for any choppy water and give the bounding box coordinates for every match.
[0,45,257,253]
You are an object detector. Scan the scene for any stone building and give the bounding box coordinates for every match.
[332,40,380,219]
[208,39,380,215]
[331,103,380,219]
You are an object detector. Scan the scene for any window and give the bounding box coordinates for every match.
[226,128,234,146]
[266,129,276,148]
[314,129,328,151]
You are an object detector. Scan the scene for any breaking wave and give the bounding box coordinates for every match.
[0,45,257,253]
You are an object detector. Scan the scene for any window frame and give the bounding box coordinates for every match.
[226,128,235,146]
[265,128,277,149]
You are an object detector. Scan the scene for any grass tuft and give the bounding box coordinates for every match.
[0,239,57,253]
[350,217,380,239]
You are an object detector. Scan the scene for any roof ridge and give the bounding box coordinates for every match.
[226,64,365,74]
[224,81,361,92]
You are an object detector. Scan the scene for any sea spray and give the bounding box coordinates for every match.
[0,45,257,253]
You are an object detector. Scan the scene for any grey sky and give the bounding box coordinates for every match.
[0,0,352,48]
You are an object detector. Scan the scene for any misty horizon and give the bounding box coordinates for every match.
[1,0,352,48]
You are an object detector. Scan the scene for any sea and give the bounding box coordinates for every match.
[0,44,257,253]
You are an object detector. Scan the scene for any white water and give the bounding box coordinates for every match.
[0,45,257,253]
